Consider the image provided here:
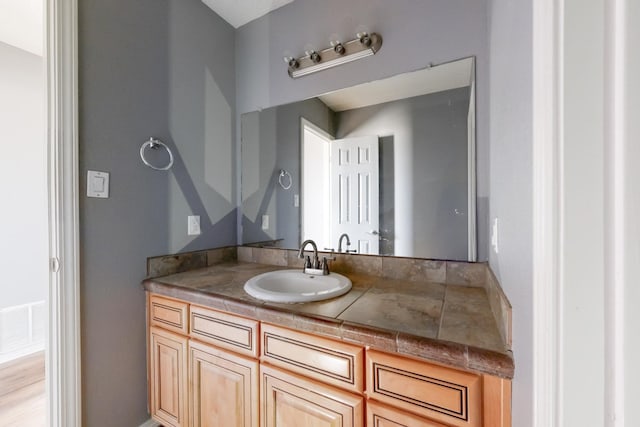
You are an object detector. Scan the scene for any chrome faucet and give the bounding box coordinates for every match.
[298,239,319,269]
[298,240,333,275]
[337,233,357,253]
[337,233,350,252]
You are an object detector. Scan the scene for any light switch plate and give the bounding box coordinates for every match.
[87,170,109,198]
[261,214,269,230]
[188,215,201,236]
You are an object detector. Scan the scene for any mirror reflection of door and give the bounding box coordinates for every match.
[302,119,380,255]
[330,136,379,255]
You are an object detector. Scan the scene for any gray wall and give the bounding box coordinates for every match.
[336,88,470,260]
[488,0,533,424]
[242,98,334,248]
[236,0,490,261]
[0,42,47,310]
[79,0,235,425]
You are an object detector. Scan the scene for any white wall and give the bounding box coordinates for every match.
[487,0,534,425]
[0,42,47,310]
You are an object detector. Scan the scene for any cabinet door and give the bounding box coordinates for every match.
[261,364,363,427]
[150,326,189,427]
[366,401,447,427]
[189,340,259,427]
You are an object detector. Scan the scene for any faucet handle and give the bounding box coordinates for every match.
[304,256,312,268]
[321,256,334,275]
[324,247,335,252]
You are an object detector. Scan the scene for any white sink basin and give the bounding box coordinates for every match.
[244,269,352,303]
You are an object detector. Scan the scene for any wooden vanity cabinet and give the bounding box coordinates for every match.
[147,294,259,427]
[146,293,511,427]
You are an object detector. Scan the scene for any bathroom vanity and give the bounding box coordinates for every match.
[143,247,513,427]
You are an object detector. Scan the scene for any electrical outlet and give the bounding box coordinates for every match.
[261,215,269,230]
[188,215,201,235]
[491,217,499,254]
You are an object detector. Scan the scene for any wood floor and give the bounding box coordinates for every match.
[0,352,45,427]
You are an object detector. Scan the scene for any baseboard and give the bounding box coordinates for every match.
[138,418,160,427]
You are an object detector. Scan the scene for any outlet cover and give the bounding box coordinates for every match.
[491,218,499,254]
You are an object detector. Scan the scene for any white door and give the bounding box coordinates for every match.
[330,136,379,254]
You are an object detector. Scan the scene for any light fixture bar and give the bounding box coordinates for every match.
[287,33,382,79]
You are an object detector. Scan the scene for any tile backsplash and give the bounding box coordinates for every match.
[147,246,237,278]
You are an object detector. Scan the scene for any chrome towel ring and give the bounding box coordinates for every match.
[278,169,292,190]
[140,137,174,171]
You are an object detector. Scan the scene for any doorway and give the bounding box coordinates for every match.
[0,0,80,426]
[301,118,333,250]
[0,1,47,425]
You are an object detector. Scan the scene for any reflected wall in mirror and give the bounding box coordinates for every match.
[241,57,477,261]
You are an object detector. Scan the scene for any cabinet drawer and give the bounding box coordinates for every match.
[261,323,364,394]
[366,350,482,427]
[190,305,259,358]
[366,401,447,427]
[149,295,189,335]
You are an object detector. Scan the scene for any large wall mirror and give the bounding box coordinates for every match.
[241,57,477,261]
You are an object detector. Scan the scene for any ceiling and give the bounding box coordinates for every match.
[0,0,42,56]
[318,57,474,112]
[201,0,296,29]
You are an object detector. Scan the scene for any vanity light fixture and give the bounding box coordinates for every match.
[285,32,382,79]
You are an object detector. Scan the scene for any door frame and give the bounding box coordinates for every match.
[46,0,80,425]
[533,0,637,425]
[532,0,561,423]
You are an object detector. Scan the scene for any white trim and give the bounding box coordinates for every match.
[604,0,626,424]
[46,0,80,426]
[138,419,161,427]
[467,60,477,262]
[532,0,562,426]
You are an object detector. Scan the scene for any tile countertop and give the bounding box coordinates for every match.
[142,261,514,379]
